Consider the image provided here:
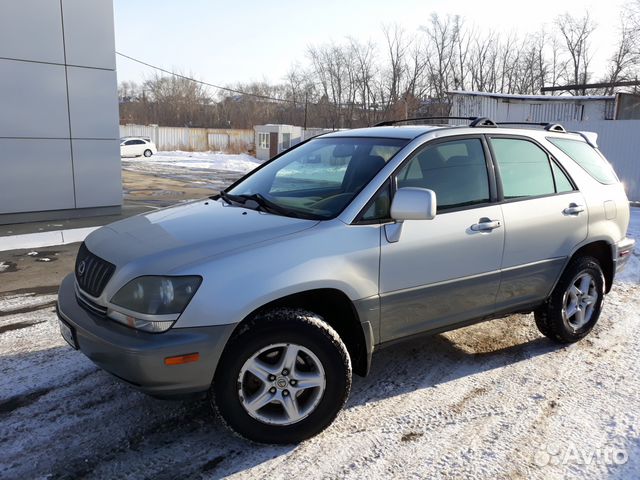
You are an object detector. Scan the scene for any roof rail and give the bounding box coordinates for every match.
[544,123,566,133]
[495,122,567,133]
[374,116,479,127]
[469,117,497,127]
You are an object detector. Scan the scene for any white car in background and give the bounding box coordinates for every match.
[120,137,157,158]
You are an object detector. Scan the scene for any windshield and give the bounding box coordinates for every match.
[225,137,408,219]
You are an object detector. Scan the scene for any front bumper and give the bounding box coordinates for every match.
[614,237,636,275]
[56,273,236,397]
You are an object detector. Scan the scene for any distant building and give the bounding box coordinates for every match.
[448,91,616,122]
[254,125,303,161]
[0,0,120,225]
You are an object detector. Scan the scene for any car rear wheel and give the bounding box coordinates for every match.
[143,149,153,157]
[534,256,605,343]
[212,308,352,443]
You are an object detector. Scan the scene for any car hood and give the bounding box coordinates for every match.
[85,199,319,272]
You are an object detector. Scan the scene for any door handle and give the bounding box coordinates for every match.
[470,218,502,232]
[563,203,585,215]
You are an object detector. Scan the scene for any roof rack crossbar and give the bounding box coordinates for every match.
[496,122,548,126]
[495,121,567,133]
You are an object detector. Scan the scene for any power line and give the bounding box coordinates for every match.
[116,51,297,104]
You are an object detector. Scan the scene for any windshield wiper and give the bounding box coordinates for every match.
[218,190,243,206]
[235,193,296,216]
[218,190,321,220]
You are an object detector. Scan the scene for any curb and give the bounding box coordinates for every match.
[0,226,99,253]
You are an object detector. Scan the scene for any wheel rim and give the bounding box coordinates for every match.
[562,272,599,329]
[237,343,326,426]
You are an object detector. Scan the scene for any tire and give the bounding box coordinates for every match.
[143,149,153,157]
[212,308,352,444]
[534,256,605,343]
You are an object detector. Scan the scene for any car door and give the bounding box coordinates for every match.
[132,139,146,156]
[121,140,137,157]
[488,136,588,311]
[379,136,505,342]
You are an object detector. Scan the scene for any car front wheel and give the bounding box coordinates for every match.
[212,309,352,443]
[143,149,153,157]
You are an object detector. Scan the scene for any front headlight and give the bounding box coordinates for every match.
[108,276,202,332]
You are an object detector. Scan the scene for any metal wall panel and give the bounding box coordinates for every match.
[450,93,613,123]
[208,133,230,150]
[0,59,69,138]
[0,0,65,64]
[67,67,119,139]
[0,139,75,214]
[564,120,640,201]
[61,0,116,70]
[72,139,121,208]
[0,0,120,222]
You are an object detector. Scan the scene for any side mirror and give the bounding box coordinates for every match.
[390,187,437,221]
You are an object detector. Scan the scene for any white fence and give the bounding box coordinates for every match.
[563,120,640,202]
[119,124,254,152]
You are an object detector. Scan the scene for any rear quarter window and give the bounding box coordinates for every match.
[547,137,618,185]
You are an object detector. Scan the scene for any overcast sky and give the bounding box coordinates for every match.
[114,0,629,90]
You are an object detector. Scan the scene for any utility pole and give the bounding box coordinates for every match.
[303,91,308,131]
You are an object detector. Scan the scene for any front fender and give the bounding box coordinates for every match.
[174,220,382,329]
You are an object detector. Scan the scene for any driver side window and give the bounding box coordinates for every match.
[396,138,490,212]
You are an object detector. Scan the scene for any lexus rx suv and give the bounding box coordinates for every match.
[57,118,635,443]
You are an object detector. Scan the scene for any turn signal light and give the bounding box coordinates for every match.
[164,353,200,365]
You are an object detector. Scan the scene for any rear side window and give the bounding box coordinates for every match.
[547,137,618,185]
[492,138,555,198]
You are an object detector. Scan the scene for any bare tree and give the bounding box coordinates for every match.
[382,23,409,108]
[348,38,379,125]
[119,5,640,130]
[468,32,499,93]
[556,12,597,94]
[421,14,459,99]
[603,8,640,94]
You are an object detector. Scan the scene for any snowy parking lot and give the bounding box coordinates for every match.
[1,190,639,478]
[122,151,262,194]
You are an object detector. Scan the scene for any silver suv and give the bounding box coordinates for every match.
[57,117,635,443]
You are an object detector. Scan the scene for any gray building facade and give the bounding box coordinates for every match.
[0,0,121,225]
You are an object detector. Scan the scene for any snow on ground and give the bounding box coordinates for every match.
[123,151,261,177]
[1,209,639,479]
[148,151,261,172]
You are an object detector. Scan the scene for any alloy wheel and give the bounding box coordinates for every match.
[237,343,326,426]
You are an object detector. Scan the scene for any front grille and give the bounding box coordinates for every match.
[75,284,108,317]
[75,243,115,298]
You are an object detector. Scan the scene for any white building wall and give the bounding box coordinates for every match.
[0,0,120,224]
[254,125,303,161]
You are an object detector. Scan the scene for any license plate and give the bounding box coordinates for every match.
[59,319,78,349]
